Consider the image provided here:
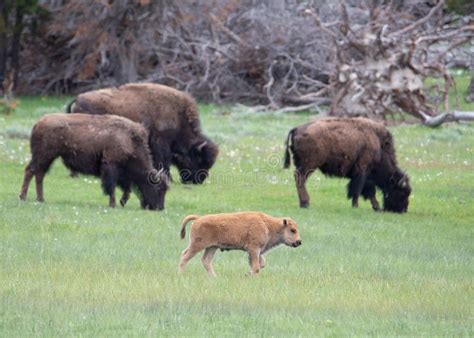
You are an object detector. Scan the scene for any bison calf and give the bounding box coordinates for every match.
[284,117,411,213]
[19,113,168,210]
[178,212,302,276]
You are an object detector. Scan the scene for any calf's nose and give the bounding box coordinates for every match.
[295,240,302,247]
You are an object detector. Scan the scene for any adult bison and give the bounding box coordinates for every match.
[283,117,411,213]
[67,83,218,184]
[19,113,169,210]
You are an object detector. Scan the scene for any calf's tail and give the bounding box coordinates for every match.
[65,98,76,113]
[180,215,200,239]
[283,128,296,169]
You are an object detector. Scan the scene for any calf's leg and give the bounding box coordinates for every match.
[259,254,266,269]
[201,246,218,277]
[247,248,261,275]
[178,246,200,274]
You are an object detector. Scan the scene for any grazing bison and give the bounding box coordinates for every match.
[19,113,169,210]
[178,212,302,276]
[67,83,219,184]
[284,117,411,213]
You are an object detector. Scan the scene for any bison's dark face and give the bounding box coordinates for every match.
[383,172,411,213]
[173,138,219,184]
[140,169,169,210]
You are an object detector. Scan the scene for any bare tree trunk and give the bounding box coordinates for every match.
[0,1,8,87]
[468,73,474,103]
[467,63,474,103]
[10,4,24,91]
[119,40,138,84]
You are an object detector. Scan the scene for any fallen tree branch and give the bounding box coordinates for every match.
[420,111,474,127]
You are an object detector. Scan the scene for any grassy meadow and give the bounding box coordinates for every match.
[1,80,473,336]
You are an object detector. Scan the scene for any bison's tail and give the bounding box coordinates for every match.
[180,215,200,240]
[65,98,76,114]
[283,128,296,169]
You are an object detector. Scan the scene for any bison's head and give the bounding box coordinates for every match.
[281,218,302,248]
[383,171,411,213]
[173,137,219,184]
[140,169,169,210]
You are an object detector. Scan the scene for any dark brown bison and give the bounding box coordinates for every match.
[67,83,219,184]
[19,113,169,210]
[283,117,411,213]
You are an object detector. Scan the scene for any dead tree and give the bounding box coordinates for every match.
[304,0,474,126]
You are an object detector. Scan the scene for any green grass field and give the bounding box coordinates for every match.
[1,81,473,336]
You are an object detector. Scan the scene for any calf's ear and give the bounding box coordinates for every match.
[283,219,288,227]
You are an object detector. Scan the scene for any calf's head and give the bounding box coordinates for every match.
[281,218,302,247]
[140,169,169,210]
[173,137,219,184]
[383,171,411,213]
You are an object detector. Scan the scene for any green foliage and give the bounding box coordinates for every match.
[0,81,473,335]
[0,99,17,115]
[446,0,474,14]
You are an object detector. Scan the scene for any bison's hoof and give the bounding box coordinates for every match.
[120,199,127,207]
[299,202,309,208]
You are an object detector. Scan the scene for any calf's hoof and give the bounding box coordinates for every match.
[120,198,127,207]
[36,198,44,203]
[19,194,26,201]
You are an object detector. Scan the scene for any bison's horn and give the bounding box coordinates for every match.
[196,141,208,152]
[148,169,160,184]
[398,174,408,188]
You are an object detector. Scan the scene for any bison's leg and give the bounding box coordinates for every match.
[109,193,116,208]
[248,248,261,275]
[178,246,200,274]
[361,180,381,211]
[120,189,130,207]
[19,164,34,200]
[347,172,367,208]
[259,254,266,269]
[31,157,55,202]
[149,136,172,180]
[295,168,312,208]
[369,196,381,211]
[201,246,218,277]
[34,171,47,202]
[100,162,118,208]
[119,181,132,207]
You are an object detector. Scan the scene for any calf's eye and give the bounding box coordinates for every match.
[290,229,297,234]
